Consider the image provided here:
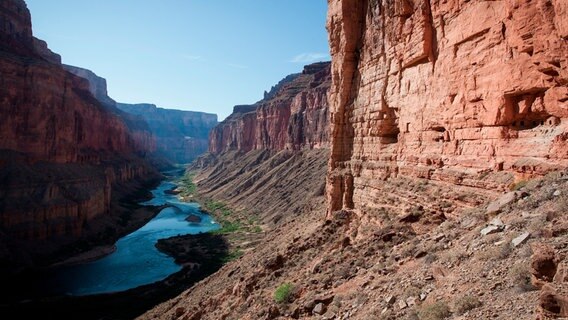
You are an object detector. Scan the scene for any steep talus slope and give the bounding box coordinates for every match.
[191,149,328,226]
[327,0,568,214]
[0,0,160,268]
[116,103,218,164]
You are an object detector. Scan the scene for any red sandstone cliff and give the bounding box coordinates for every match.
[327,0,568,214]
[209,62,331,154]
[0,0,159,257]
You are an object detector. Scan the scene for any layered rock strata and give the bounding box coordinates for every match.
[327,0,568,214]
[209,62,332,154]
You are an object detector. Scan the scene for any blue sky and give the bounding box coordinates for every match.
[25,1,329,120]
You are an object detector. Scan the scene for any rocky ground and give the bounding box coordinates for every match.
[140,169,568,320]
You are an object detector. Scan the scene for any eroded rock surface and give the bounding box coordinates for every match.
[327,0,568,214]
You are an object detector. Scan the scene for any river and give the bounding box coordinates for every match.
[42,171,219,296]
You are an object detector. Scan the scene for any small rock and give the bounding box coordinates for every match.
[511,232,530,247]
[185,214,202,223]
[490,217,505,227]
[553,190,561,197]
[481,225,503,236]
[175,307,186,318]
[313,303,325,315]
[420,293,428,301]
[385,295,396,304]
[433,234,445,241]
[486,191,519,215]
[406,296,417,306]
[398,300,408,309]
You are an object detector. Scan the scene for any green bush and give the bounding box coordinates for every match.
[221,249,243,263]
[211,220,242,234]
[205,200,227,211]
[179,173,197,196]
[274,283,294,304]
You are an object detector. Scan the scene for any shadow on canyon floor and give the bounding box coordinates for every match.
[0,232,229,320]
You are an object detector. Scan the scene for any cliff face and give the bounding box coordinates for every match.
[63,65,157,155]
[116,103,218,164]
[0,0,159,250]
[209,62,332,154]
[327,0,568,213]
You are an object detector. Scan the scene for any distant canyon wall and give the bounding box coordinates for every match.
[326,0,568,213]
[209,62,332,154]
[116,103,218,164]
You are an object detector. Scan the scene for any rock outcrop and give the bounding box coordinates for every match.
[209,62,331,154]
[326,0,568,214]
[116,103,218,164]
[0,0,159,263]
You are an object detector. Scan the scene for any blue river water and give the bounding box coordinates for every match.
[46,175,219,296]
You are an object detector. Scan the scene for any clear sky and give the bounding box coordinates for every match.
[25,1,329,120]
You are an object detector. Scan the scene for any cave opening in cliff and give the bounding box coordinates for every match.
[504,92,558,131]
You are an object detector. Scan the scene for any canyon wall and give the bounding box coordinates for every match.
[116,103,217,164]
[327,0,568,214]
[191,62,332,225]
[209,62,331,154]
[63,65,157,156]
[0,0,159,252]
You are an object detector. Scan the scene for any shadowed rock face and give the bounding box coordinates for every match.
[326,0,568,214]
[116,103,218,164]
[209,62,331,154]
[0,0,159,251]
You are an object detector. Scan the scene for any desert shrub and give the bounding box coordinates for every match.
[439,248,467,265]
[211,220,241,234]
[221,249,243,263]
[403,285,422,298]
[528,219,546,238]
[477,242,511,261]
[509,180,528,191]
[418,301,451,320]
[509,263,537,292]
[274,283,294,304]
[453,295,482,315]
[440,201,453,209]
[179,173,197,196]
[424,253,438,264]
